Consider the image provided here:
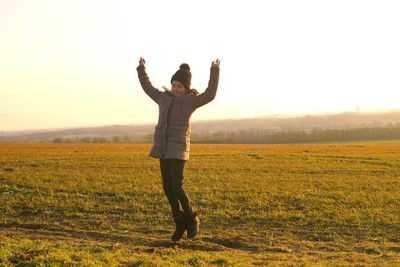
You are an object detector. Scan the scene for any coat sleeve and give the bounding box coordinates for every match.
[190,65,220,109]
[136,64,163,104]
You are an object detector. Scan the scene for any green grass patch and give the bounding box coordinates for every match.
[1,143,400,266]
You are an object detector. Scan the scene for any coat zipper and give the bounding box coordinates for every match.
[163,96,174,156]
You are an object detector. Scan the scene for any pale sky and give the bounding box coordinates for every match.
[1,0,400,131]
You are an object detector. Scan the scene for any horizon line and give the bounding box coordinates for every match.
[2,107,400,133]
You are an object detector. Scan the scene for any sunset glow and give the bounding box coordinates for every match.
[1,0,399,131]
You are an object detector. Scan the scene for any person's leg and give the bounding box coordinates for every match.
[160,158,186,241]
[169,159,200,239]
[160,158,182,217]
[169,159,194,215]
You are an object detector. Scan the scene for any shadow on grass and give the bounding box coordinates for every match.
[0,222,132,243]
[0,222,267,253]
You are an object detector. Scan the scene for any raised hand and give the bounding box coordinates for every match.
[139,57,146,66]
[211,59,220,67]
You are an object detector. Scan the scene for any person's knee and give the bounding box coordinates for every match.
[172,183,186,198]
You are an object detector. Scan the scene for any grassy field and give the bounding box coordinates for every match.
[312,139,400,144]
[0,143,399,266]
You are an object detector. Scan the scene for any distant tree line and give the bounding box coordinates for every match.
[191,126,400,143]
[48,125,400,144]
[52,134,153,144]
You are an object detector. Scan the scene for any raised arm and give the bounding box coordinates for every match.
[191,59,220,109]
[136,57,162,104]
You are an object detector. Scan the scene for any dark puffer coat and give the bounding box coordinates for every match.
[137,64,219,160]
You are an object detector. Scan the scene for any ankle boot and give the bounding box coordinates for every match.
[171,210,186,241]
[184,211,200,239]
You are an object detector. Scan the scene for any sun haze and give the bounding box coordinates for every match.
[1,0,399,131]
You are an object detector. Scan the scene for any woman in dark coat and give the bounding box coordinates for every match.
[137,57,220,241]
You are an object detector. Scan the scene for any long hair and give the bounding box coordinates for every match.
[162,86,199,96]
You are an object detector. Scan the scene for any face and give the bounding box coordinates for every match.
[171,80,187,96]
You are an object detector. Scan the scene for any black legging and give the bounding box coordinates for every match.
[159,158,193,217]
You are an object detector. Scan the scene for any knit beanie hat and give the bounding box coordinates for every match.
[171,63,192,91]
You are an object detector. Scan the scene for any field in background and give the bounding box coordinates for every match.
[1,144,399,266]
[313,139,400,144]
